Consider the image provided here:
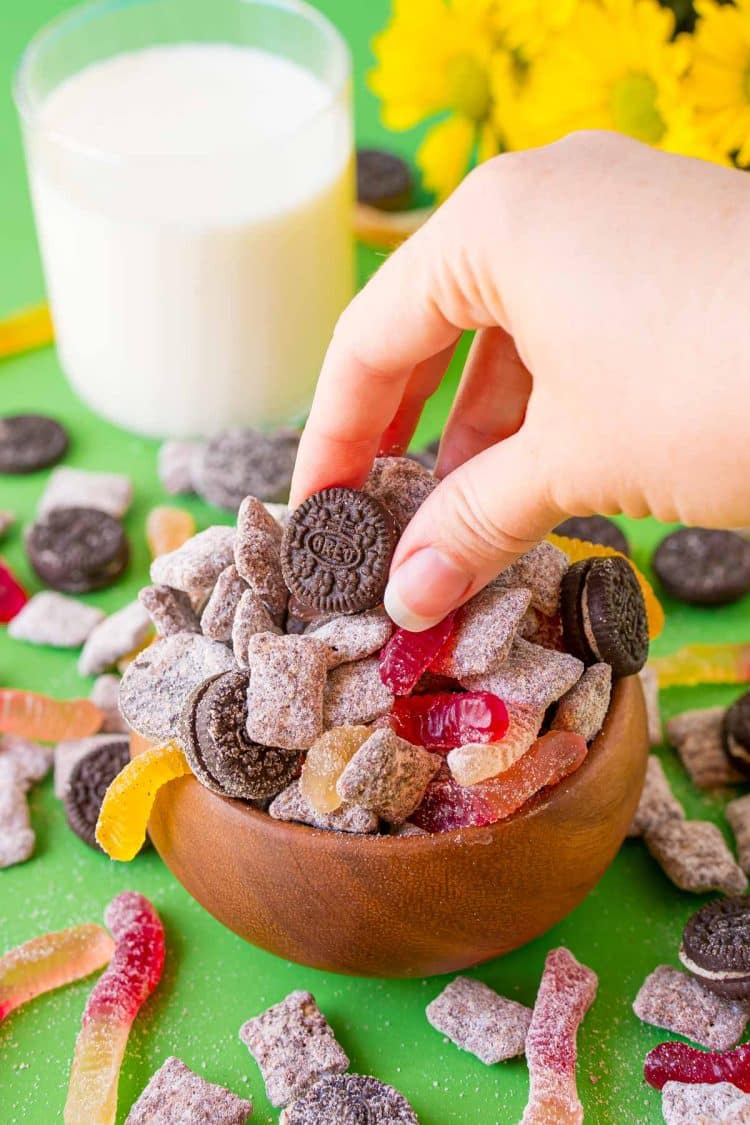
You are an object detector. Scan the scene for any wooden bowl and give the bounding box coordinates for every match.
[132,676,647,978]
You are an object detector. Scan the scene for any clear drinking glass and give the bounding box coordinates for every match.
[14,0,353,438]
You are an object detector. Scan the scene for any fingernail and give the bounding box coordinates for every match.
[384,547,473,631]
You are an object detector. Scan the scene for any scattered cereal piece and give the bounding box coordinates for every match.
[194,428,299,509]
[90,675,127,734]
[645,1040,750,1092]
[200,565,247,642]
[432,587,531,679]
[639,665,663,746]
[157,440,202,495]
[234,496,288,619]
[307,610,393,668]
[363,455,436,531]
[55,734,121,799]
[447,702,544,785]
[667,707,744,787]
[493,542,568,617]
[125,1056,252,1124]
[551,663,612,743]
[281,1074,418,1125]
[633,965,750,1050]
[0,734,53,790]
[324,656,395,728]
[38,466,133,519]
[96,743,191,860]
[268,780,379,834]
[0,758,34,868]
[521,947,597,1125]
[644,818,748,896]
[26,507,129,594]
[336,728,441,823]
[239,990,349,1107]
[727,794,750,873]
[231,589,282,668]
[151,526,236,603]
[8,591,104,648]
[119,634,236,742]
[300,726,372,813]
[245,633,330,750]
[661,1080,750,1125]
[78,601,153,677]
[0,924,114,1024]
[139,585,200,638]
[426,976,532,1064]
[627,755,684,838]
[146,506,196,559]
[0,690,102,741]
[463,638,583,710]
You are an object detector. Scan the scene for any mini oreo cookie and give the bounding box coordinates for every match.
[281,1074,418,1125]
[26,506,129,593]
[554,515,629,556]
[561,556,648,677]
[63,738,133,851]
[281,487,398,615]
[0,414,68,474]
[193,428,299,510]
[723,691,750,779]
[679,896,750,999]
[182,671,300,801]
[652,528,750,606]
[356,148,413,211]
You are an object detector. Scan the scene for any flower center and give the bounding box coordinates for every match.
[447,55,491,121]
[610,73,665,144]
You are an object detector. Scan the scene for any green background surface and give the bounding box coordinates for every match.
[0,2,749,1123]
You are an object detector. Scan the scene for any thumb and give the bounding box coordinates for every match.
[384,431,561,630]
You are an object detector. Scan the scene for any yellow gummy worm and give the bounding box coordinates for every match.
[0,303,54,360]
[96,742,192,861]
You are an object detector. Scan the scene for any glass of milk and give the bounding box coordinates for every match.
[14,0,354,438]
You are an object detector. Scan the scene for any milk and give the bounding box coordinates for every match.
[23,44,353,437]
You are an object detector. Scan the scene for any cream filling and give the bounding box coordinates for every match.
[581,580,603,661]
[728,733,750,765]
[679,946,750,980]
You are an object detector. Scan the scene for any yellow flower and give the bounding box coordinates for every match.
[369,0,523,200]
[525,0,714,159]
[494,0,579,60]
[688,0,750,166]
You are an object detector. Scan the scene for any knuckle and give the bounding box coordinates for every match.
[438,473,539,566]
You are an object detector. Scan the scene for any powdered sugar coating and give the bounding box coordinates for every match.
[78,601,153,677]
[239,990,349,1108]
[432,586,531,679]
[634,965,750,1050]
[38,467,133,519]
[661,1081,750,1124]
[231,589,281,669]
[324,656,395,727]
[727,794,750,874]
[157,439,202,495]
[245,633,330,750]
[139,585,200,638]
[84,891,165,1026]
[200,565,247,642]
[281,1074,418,1125]
[0,734,54,789]
[493,541,569,617]
[363,455,436,531]
[150,526,236,603]
[667,706,744,788]
[307,610,393,668]
[0,758,34,869]
[426,976,532,1064]
[234,495,288,619]
[8,592,104,648]
[125,1056,252,1124]
[90,675,127,734]
[551,663,612,743]
[463,638,583,710]
[645,818,748,895]
[268,780,379,834]
[628,755,684,838]
[336,728,441,823]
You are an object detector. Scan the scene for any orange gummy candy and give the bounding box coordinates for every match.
[146,506,196,560]
[300,726,372,813]
[0,303,54,360]
[0,924,113,1022]
[547,532,664,639]
[96,743,192,861]
[650,643,750,689]
[0,689,102,741]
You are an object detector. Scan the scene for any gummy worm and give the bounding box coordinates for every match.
[96,742,192,861]
[0,924,114,1022]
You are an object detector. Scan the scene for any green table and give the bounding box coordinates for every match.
[1,2,749,1122]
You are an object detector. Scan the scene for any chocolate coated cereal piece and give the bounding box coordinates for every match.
[193,427,299,510]
[8,591,104,648]
[139,585,200,638]
[727,794,750,873]
[554,515,629,556]
[90,674,127,734]
[551,663,612,743]
[38,466,132,518]
[633,965,750,1050]
[463,637,583,710]
[661,1081,750,1125]
[151,525,236,604]
[234,495,288,620]
[426,976,532,1064]
[324,655,395,727]
[0,414,68,474]
[336,728,441,823]
[125,1056,252,1125]
[667,707,745,788]
[653,528,750,606]
[0,758,34,868]
[680,896,750,1000]
[199,565,247,642]
[282,487,398,615]
[363,455,436,532]
[183,671,300,800]
[724,692,750,778]
[119,633,236,742]
[627,755,684,838]
[54,734,120,799]
[432,586,531,679]
[306,609,393,668]
[157,439,202,495]
[639,665,663,746]
[78,601,153,677]
[0,734,53,789]
[281,1074,419,1125]
[356,148,413,210]
[645,819,748,896]
[63,738,131,850]
[493,541,569,617]
[268,780,379,833]
[245,633,330,750]
[562,556,649,676]
[231,589,282,668]
[27,506,129,593]
[239,989,349,1108]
